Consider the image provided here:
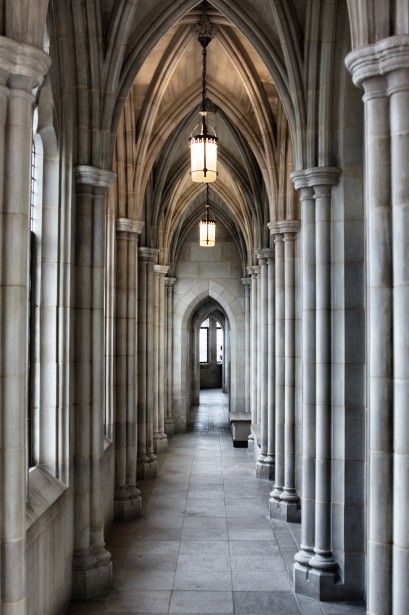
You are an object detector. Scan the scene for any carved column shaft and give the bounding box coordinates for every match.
[72,166,116,598]
[137,248,159,479]
[271,233,285,499]
[241,277,251,413]
[347,37,409,614]
[0,37,50,613]
[165,277,176,434]
[114,218,144,521]
[255,249,274,479]
[153,264,169,453]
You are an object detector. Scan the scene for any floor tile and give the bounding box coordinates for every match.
[174,568,233,591]
[105,590,171,613]
[233,590,300,614]
[169,591,234,614]
[68,390,366,614]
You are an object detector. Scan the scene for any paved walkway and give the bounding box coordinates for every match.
[70,389,365,614]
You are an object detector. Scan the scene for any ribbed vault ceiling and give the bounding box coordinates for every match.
[114,1,296,270]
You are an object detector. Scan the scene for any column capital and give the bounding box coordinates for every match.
[346,34,409,88]
[256,248,274,262]
[139,247,159,263]
[0,36,51,90]
[299,167,340,188]
[164,276,177,287]
[249,265,260,276]
[275,220,300,236]
[116,218,144,234]
[241,277,251,286]
[154,264,170,276]
[74,166,117,190]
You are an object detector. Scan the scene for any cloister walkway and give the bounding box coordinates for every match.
[70,390,365,614]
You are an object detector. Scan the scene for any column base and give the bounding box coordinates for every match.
[164,419,175,435]
[114,487,142,521]
[294,562,339,601]
[72,548,112,599]
[255,456,275,480]
[137,457,158,479]
[153,431,168,454]
[269,496,301,522]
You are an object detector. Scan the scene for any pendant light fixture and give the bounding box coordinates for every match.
[199,185,216,247]
[190,1,218,183]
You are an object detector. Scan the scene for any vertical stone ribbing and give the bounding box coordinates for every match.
[241,277,251,413]
[388,64,409,615]
[137,247,159,479]
[292,180,316,567]
[310,182,338,573]
[290,167,339,600]
[72,166,116,598]
[256,261,262,425]
[248,265,259,446]
[266,254,275,462]
[271,232,285,501]
[0,38,50,614]
[256,249,274,479]
[346,39,401,614]
[114,218,144,521]
[280,221,301,519]
[165,277,176,435]
[153,264,169,453]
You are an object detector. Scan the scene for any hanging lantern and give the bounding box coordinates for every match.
[199,186,216,247]
[189,2,218,183]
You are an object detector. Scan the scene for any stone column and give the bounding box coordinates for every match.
[137,247,159,479]
[241,277,251,413]
[153,264,169,453]
[273,221,301,519]
[347,37,409,615]
[266,252,275,464]
[388,64,409,615]
[0,37,50,614]
[289,167,339,599]
[72,166,116,598]
[114,218,144,521]
[291,177,316,569]
[248,265,259,447]
[256,249,275,479]
[270,230,285,502]
[165,277,176,435]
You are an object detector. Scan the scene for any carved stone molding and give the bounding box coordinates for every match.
[154,264,170,276]
[255,248,274,261]
[139,247,159,262]
[74,165,117,189]
[346,34,409,87]
[116,218,144,234]
[0,35,51,90]
[290,166,340,190]
[275,220,301,236]
[164,277,177,287]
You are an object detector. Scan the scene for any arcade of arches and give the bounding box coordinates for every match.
[0,1,409,614]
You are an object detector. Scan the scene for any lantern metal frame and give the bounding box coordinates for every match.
[189,1,218,183]
[199,185,216,247]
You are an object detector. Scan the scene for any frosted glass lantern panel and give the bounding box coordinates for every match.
[199,220,216,247]
[190,137,218,183]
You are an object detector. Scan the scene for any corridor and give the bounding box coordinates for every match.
[70,391,364,615]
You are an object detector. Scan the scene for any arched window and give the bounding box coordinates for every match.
[28,108,44,467]
[200,318,209,363]
[216,320,223,364]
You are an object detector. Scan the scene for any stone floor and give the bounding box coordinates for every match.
[69,389,366,614]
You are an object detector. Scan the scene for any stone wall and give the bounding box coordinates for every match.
[172,222,245,430]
